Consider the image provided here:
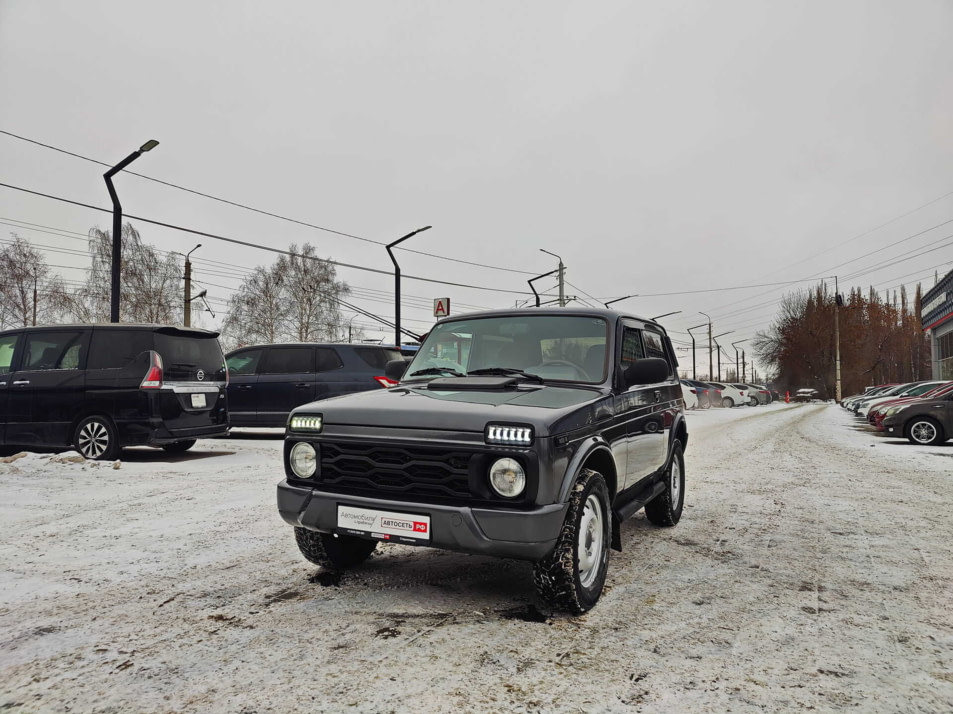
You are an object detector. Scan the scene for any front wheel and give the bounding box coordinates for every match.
[644,441,685,527]
[533,469,611,614]
[294,528,378,569]
[73,416,121,460]
[906,417,946,446]
[162,439,197,453]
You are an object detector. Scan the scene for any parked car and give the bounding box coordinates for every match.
[278,307,688,613]
[843,384,897,410]
[735,383,769,405]
[794,388,819,402]
[0,324,228,459]
[881,387,953,445]
[857,382,944,417]
[225,343,403,427]
[680,380,699,409]
[682,379,714,409]
[869,382,953,430]
[708,381,746,408]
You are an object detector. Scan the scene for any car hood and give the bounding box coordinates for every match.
[291,382,609,436]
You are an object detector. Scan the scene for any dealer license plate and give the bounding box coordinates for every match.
[190,393,207,408]
[337,505,431,545]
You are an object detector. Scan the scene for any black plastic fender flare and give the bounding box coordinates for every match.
[556,437,618,504]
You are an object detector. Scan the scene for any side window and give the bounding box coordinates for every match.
[23,331,87,371]
[642,330,667,360]
[87,329,153,370]
[0,334,19,375]
[316,348,344,373]
[226,349,262,376]
[260,347,314,374]
[353,347,399,370]
[620,328,645,369]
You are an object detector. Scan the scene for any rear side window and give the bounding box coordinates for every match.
[88,329,153,370]
[23,331,87,371]
[0,334,18,374]
[316,348,343,373]
[261,347,314,374]
[642,330,667,361]
[227,349,262,376]
[353,347,401,370]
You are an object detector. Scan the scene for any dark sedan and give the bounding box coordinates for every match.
[881,389,953,445]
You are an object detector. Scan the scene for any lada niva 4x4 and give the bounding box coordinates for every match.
[277,308,688,613]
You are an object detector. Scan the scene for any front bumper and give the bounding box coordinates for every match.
[277,480,568,561]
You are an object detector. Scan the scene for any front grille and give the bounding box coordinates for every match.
[317,442,473,501]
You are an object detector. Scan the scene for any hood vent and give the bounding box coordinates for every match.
[426,376,518,390]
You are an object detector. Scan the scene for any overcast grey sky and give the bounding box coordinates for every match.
[2,0,952,375]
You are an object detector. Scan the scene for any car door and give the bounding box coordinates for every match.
[0,332,23,445]
[313,347,347,400]
[256,346,316,426]
[640,326,679,469]
[225,348,264,426]
[617,322,667,491]
[7,329,89,447]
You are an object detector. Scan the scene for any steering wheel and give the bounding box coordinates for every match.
[534,360,587,379]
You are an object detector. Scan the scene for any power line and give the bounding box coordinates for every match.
[0,129,538,276]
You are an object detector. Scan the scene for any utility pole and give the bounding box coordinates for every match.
[687,323,707,381]
[742,350,746,381]
[699,312,713,381]
[540,249,565,306]
[32,272,38,326]
[834,275,842,402]
[183,244,201,327]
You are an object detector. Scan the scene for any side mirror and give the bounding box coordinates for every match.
[384,359,409,381]
[623,357,670,388]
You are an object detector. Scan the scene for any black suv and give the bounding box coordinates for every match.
[277,309,687,613]
[225,343,403,427]
[0,324,228,459]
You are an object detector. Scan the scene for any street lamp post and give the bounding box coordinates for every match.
[651,310,682,321]
[183,243,202,327]
[699,311,713,382]
[712,331,733,381]
[731,340,747,382]
[386,226,432,350]
[104,139,159,322]
[686,322,707,380]
[605,294,638,308]
[539,249,565,306]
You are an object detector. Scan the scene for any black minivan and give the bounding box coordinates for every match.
[0,324,228,459]
[225,343,402,427]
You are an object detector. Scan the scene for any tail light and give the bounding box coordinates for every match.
[690,389,696,394]
[373,376,398,388]
[140,351,164,389]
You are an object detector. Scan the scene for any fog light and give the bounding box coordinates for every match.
[290,442,317,478]
[489,458,526,498]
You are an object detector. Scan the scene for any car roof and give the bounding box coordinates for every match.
[0,323,219,338]
[431,307,668,332]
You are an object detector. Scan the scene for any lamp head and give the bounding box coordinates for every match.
[139,139,159,152]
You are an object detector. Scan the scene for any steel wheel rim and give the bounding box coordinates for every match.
[911,421,936,444]
[671,458,682,509]
[577,494,604,588]
[78,421,109,458]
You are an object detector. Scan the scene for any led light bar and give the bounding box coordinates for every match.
[289,415,323,432]
[485,424,534,446]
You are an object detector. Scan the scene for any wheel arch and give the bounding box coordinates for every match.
[557,440,618,504]
[670,413,688,454]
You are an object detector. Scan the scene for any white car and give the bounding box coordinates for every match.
[707,381,747,408]
[680,380,699,409]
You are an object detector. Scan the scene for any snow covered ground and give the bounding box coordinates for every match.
[1,403,951,712]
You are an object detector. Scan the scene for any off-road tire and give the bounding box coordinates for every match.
[294,528,378,569]
[532,469,610,615]
[906,417,946,446]
[722,397,734,408]
[162,439,197,453]
[73,415,121,460]
[644,441,685,527]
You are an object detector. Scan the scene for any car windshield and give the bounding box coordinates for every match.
[405,314,610,384]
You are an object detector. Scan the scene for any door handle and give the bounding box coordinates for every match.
[295,383,310,388]
[654,390,661,403]
[12,380,30,386]
[0,381,6,387]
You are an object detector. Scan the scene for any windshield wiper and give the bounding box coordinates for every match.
[408,367,465,377]
[467,367,544,383]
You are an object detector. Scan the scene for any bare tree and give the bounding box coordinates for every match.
[0,234,68,328]
[63,223,180,324]
[220,243,349,350]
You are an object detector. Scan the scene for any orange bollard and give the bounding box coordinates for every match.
[785,391,790,403]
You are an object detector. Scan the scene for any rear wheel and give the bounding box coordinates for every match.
[906,417,946,446]
[294,528,378,569]
[73,416,120,460]
[749,396,759,406]
[645,442,685,527]
[533,469,610,614]
[722,397,734,408]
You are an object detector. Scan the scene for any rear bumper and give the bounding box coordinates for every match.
[277,480,567,561]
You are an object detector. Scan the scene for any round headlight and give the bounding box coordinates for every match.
[489,457,526,498]
[290,442,317,479]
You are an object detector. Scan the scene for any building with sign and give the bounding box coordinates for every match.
[921,267,953,380]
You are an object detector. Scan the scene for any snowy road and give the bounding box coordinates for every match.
[1,403,952,713]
